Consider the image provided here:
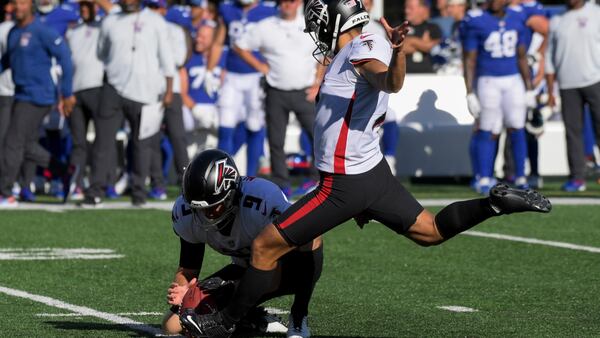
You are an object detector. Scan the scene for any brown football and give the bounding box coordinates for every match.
[179,283,217,315]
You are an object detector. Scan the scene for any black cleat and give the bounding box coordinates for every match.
[489,184,552,214]
[180,309,235,338]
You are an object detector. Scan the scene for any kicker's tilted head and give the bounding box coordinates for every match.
[304,0,370,63]
[182,149,241,231]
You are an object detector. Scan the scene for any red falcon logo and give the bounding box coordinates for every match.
[214,159,238,195]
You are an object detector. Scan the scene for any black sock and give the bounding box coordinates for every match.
[48,157,67,177]
[434,198,497,240]
[290,245,324,320]
[222,265,278,324]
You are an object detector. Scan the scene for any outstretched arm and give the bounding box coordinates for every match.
[356,19,410,93]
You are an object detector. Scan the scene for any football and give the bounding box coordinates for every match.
[179,283,217,315]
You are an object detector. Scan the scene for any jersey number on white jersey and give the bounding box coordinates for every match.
[484,30,518,58]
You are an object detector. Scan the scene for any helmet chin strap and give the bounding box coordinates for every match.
[329,13,341,56]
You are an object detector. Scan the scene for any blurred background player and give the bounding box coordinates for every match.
[206,0,277,177]
[163,149,322,338]
[65,0,104,200]
[461,0,535,194]
[233,0,321,197]
[35,0,78,36]
[545,0,600,192]
[147,0,190,192]
[181,22,225,156]
[0,0,75,207]
[403,0,442,73]
[81,0,175,207]
[0,4,14,198]
[501,0,548,189]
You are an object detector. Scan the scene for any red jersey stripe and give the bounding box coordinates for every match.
[333,92,356,174]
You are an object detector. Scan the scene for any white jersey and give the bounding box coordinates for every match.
[66,21,104,93]
[171,177,290,261]
[314,33,392,174]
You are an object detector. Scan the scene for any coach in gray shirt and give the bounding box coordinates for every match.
[546,0,600,191]
[81,0,175,207]
[234,0,320,194]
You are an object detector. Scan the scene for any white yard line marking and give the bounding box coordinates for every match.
[264,307,290,315]
[36,312,163,317]
[463,231,600,254]
[0,285,162,336]
[437,305,479,313]
[0,248,124,261]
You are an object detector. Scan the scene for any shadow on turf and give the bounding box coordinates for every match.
[46,320,390,338]
[46,321,161,337]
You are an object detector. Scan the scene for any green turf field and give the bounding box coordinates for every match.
[1,202,599,337]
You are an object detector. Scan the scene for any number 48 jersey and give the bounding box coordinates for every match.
[171,177,290,259]
[460,8,527,77]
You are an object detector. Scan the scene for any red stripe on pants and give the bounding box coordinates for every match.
[333,92,356,174]
[277,175,333,229]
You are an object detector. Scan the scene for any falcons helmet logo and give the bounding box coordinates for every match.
[213,159,238,195]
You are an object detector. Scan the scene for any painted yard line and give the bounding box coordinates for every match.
[3,197,600,211]
[36,312,163,317]
[0,254,124,260]
[4,202,173,211]
[0,248,124,261]
[0,248,117,253]
[264,307,290,315]
[0,285,162,336]
[437,305,479,313]
[463,231,600,253]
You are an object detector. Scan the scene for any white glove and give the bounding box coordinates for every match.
[192,104,217,129]
[466,93,481,118]
[203,70,221,98]
[525,90,537,109]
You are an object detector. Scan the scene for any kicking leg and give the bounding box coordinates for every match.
[409,185,551,243]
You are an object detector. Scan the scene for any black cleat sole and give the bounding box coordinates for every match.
[490,184,552,214]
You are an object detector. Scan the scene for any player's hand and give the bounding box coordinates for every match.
[203,70,221,98]
[59,95,76,117]
[166,278,197,305]
[466,92,481,118]
[305,83,320,102]
[192,104,217,129]
[547,93,557,108]
[380,18,410,51]
[257,62,269,75]
[525,90,537,109]
[163,90,173,107]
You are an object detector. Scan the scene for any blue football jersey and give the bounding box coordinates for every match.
[508,2,545,49]
[165,5,193,31]
[185,50,227,104]
[37,5,80,36]
[219,1,276,73]
[461,8,527,77]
